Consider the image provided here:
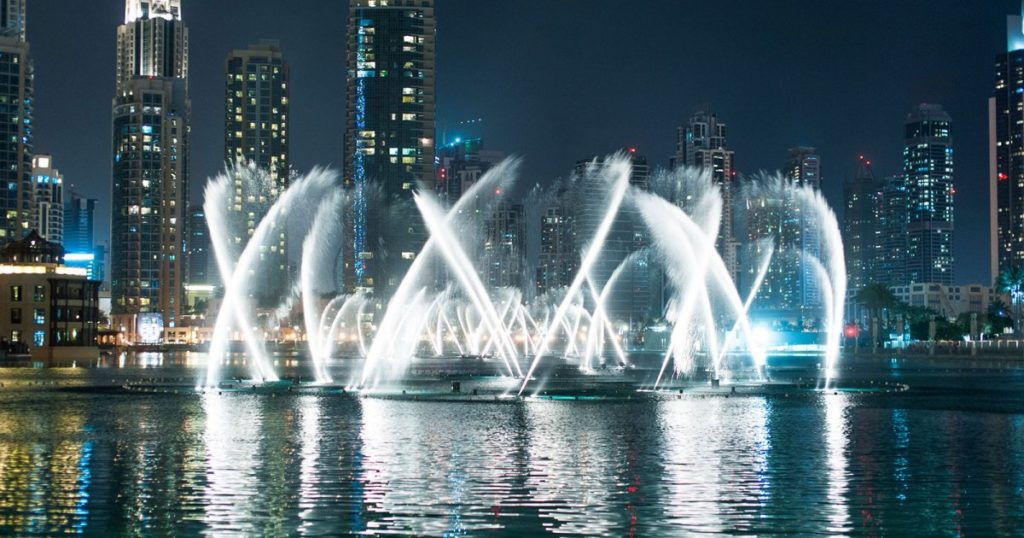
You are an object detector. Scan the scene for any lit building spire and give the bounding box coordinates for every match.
[125,0,182,24]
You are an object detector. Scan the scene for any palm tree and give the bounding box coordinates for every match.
[997,266,1024,334]
[855,283,897,347]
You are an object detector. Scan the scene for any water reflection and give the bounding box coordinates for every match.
[202,393,263,534]
[0,373,1021,535]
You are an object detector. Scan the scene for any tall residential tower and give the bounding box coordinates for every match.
[674,107,739,283]
[110,0,190,337]
[225,41,290,305]
[344,0,436,294]
[0,0,32,244]
[903,104,954,286]
[993,4,1024,283]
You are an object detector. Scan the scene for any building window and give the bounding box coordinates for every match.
[33,285,44,302]
[34,309,44,325]
[10,285,21,302]
[10,308,20,324]
[11,330,21,343]
[33,330,44,347]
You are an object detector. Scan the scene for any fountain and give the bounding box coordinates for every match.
[200,155,846,393]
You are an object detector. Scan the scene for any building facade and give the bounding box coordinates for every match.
[746,147,822,321]
[482,201,525,289]
[903,104,954,286]
[0,231,100,365]
[344,0,436,294]
[574,150,653,328]
[31,155,62,244]
[0,0,32,245]
[224,41,289,305]
[63,192,104,283]
[891,283,1005,321]
[993,7,1024,283]
[843,156,883,292]
[674,107,739,283]
[110,0,190,339]
[536,185,578,296]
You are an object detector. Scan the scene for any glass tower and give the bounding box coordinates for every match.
[993,5,1024,282]
[903,104,954,286]
[110,0,190,337]
[344,0,436,294]
[0,0,32,245]
[224,41,289,305]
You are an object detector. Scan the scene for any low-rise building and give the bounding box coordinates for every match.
[0,231,100,365]
[891,283,1006,320]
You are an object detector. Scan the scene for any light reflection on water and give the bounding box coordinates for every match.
[0,376,1021,535]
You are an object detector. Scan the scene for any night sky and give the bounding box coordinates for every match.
[27,0,1016,284]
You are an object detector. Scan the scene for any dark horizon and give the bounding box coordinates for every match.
[26,0,1016,285]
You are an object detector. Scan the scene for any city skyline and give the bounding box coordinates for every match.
[22,0,1016,285]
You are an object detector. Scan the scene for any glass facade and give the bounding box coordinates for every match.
[0,36,32,245]
[224,42,289,305]
[344,0,436,294]
[110,1,189,332]
[903,104,954,286]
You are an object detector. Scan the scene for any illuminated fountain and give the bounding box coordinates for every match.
[201,155,846,392]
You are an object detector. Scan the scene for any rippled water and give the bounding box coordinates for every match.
[0,368,1022,535]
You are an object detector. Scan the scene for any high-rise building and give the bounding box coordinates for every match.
[903,104,954,286]
[344,0,436,294]
[436,137,505,202]
[224,41,289,305]
[110,0,190,337]
[63,191,103,282]
[64,192,95,255]
[0,0,32,245]
[843,156,883,292]
[746,147,822,318]
[482,201,526,289]
[186,209,212,287]
[536,185,578,296]
[31,155,62,244]
[0,0,26,40]
[992,5,1024,283]
[674,107,739,283]
[574,150,652,328]
[877,173,909,288]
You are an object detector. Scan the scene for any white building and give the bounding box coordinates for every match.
[32,155,63,244]
[891,283,1006,320]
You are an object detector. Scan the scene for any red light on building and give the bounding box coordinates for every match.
[999,172,1009,181]
[844,324,859,338]
[628,147,637,154]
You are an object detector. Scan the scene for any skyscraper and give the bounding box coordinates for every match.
[186,209,211,287]
[482,201,526,289]
[536,184,578,296]
[574,150,652,328]
[110,0,190,337]
[746,147,822,318]
[64,191,103,282]
[0,0,26,40]
[436,137,505,202]
[785,147,822,309]
[903,104,954,286]
[31,155,62,244]
[843,156,883,292]
[993,5,1024,283]
[0,0,32,245]
[224,41,289,305]
[674,107,739,283]
[344,0,436,294]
